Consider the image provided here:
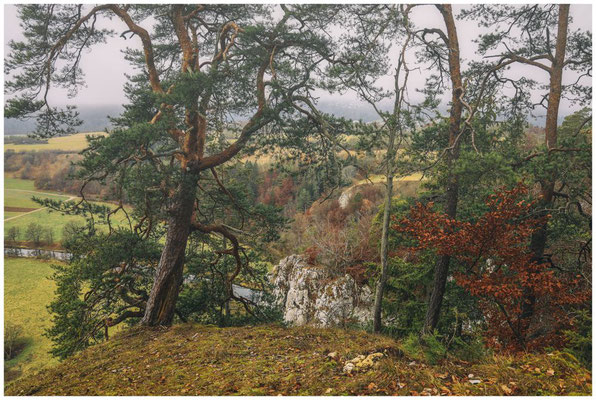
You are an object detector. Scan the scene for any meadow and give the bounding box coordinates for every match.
[4,175,131,244]
[4,257,60,377]
[4,177,73,210]
[4,132,107,152]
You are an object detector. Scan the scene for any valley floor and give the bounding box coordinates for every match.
[6,324,591,396]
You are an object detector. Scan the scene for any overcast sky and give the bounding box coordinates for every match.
[3,4,593,122]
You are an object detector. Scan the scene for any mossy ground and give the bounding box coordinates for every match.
[6,324,591,396]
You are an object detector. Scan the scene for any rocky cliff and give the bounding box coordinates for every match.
[271,255,373,327]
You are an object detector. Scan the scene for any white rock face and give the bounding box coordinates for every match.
[338,190,352,209]
[271,255,373,327]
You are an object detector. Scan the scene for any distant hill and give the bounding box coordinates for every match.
[5,323,591,396]
[3,101,385,134]
[4,100,555,135]
[4,105,123,135]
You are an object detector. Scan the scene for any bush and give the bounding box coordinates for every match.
[25,222,43,246]
[43,228,54,245]
[564,310,592,369]
[5,226,20,245]
[400,332,447,365]
[379,256,432,337]
[450,334,490,363]
[4,323,26,361]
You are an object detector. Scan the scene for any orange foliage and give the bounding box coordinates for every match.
[394,183,590,351]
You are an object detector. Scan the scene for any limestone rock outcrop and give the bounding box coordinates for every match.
[271,255,373,327]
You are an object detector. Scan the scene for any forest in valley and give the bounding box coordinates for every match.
[3,3,592,396]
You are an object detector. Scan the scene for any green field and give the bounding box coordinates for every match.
[4,257,60,376]
[354,172,424,186]
[4,178,37,191]
[5,189,72,210]
[5,176,72,208]
[5,132,107,152]
[4,177,131,243]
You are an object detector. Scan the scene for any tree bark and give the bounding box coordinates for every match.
[522,4,569,327]
[422,4,463,334]
[140,173,197,326]
[373,173,393,332]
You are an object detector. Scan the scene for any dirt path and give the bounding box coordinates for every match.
[4,196,77,222]
[5,188,72,197]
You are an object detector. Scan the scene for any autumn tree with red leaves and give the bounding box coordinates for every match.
[395,183,590,351]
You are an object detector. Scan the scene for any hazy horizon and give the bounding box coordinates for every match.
[3,4,592,134]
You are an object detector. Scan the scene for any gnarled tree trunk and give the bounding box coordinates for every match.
[140,174,197,326]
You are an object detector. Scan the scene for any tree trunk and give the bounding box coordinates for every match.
[423,170,460,333]
[422,4,463,335]
[528,4,568,262]
[522,4,569,328]
[373,173,394,332]
[140,173,198,326]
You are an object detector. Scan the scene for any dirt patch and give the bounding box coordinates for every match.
[5,206,38,213]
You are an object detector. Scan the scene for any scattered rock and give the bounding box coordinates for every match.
[342,352,384,374]
[343,362,355,374]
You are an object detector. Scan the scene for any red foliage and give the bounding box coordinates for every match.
[258,171,296,207]
[304,246,319,266]
[394,183,590,351]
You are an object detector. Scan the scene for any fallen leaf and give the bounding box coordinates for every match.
[367,382,377,391]
[501,385,512,395]
[546,369,555,376]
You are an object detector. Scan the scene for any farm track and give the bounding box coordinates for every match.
[4,190,77,222]
[5,188,72,197]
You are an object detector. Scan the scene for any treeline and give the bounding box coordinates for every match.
[5,151,114,199]
[4,136,48,145]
